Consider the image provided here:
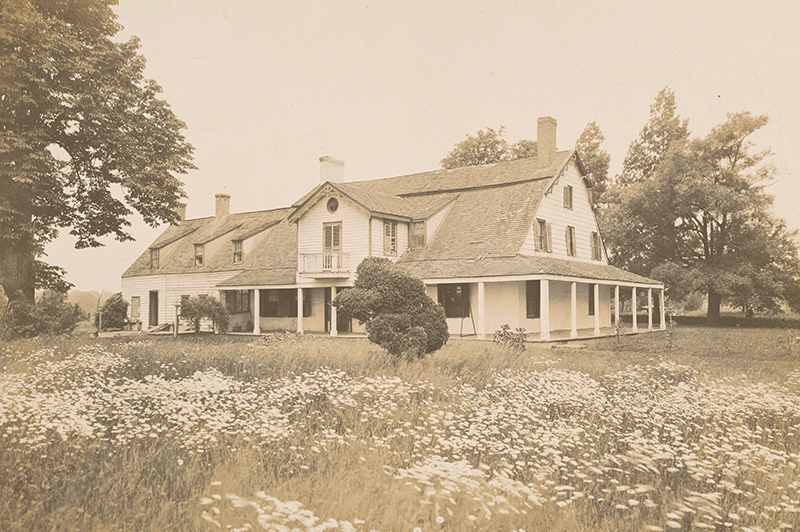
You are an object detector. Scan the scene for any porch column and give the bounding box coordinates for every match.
[631,287,638,333]
[253,289,261,335]
[477,282,486,340]
[297,287,304,334]
[659,288,666,330]
[614,285,620,325]
[330,286,338,337]
[593,283,600,336]
[540,279,550,341]
[570,282,578,339]
[647,288,653,331]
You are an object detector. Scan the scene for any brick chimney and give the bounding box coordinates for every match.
[537,116,557,169]
[215,194,230,218]
[319,156,345,184]
[174,202,187,223]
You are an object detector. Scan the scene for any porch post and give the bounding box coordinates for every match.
[297,287,304,334]
[659,288,666,330]
[540,279,550,341]
[614,285,620,325]
[477,282,486,340]
[647,288,653,331]
[593,283,600,336]
[570,282,578,339]
[330,286,338,337]
[253,289,261,335]
[631,287,638,333]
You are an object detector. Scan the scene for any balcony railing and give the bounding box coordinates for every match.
[299,252,350,275]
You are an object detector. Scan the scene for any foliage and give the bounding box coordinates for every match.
[617,87,689,186]
[0,0,195,304]
[1,331,799,531]
[440,126,537,169]
[603,92,800,320]
[0,290,86,340]
[94,292,128,330]
[333,257,448,361]
[180,296,229,334]
[492,324,527,351]
[575,121,611,205]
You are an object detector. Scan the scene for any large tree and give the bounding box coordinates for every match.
[603,111,800,320]
[574,121,610,206]
[618,87,689,186]
[440,127,536,169]
[0,0,194,304]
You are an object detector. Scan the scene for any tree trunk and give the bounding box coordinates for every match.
[0,240,36,305]
[706,290,722,322]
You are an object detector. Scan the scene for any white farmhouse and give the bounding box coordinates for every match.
[121,117,664,340]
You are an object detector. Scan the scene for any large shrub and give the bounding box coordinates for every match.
[0,291,87,340]
[95,293,128,330]
[180,296,229,334]
[333,257,448,361]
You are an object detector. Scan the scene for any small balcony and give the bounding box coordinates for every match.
[298,252,351,278]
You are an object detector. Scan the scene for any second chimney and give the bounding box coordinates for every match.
[174,202,187,223]
[319,156,345,184]
[215,194,230,218]
[537,116,557,169]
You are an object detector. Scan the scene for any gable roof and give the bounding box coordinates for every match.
[122,207,292,278]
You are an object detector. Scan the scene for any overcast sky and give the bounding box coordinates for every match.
[45,0,800,293]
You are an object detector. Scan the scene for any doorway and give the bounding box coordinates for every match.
[324,287,352,333]
[149,291,159,327]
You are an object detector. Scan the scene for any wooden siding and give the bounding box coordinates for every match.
[296,193,370,283]
[521,162,605,264]
[122,271,237,329]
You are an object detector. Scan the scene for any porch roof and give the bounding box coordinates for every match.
[398,254,662,286]
[217,268,297,288]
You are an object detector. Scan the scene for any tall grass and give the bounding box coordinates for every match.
[1,328,799,531]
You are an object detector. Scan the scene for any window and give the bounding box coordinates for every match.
[590,232,602,261]
[194,244,204,266]
[384,220,397,256]
[233,240,243,263]
[327,197,339,213]
[224,290,250,314]
[526,280,540,319]
[566,226,577,257]
[564,185,573,209]
[410,220,426,248]
[588,284,596,316]
[150,248,159,269]
[323,223,342,269]
[534,219,552,252]
[130,296,140,319]
[438,284,470,318]
[260,289,309,318]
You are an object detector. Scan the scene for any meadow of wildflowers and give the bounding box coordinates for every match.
[1,328,799,531]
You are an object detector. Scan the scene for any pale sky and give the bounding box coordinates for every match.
[45,0,800,293]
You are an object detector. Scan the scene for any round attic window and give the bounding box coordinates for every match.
[327,197,339,213]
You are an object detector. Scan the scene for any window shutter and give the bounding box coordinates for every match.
[533,221,541,251]
[571,228,577,257]
[565,226,570,253]
[546,223,553,252]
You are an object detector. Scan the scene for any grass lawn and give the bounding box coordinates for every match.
[1,327,799,531]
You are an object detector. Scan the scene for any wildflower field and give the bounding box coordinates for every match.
[1,327,799,532]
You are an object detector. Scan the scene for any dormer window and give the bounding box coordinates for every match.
[564,185,573,210]
[410,221,426,248]
[233,240,243,263]
[194,244,204,266]
[150,248,160,269]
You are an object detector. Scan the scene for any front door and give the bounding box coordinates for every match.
[149,291,159,327]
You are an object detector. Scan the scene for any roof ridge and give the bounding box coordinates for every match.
[397,176,551,197]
